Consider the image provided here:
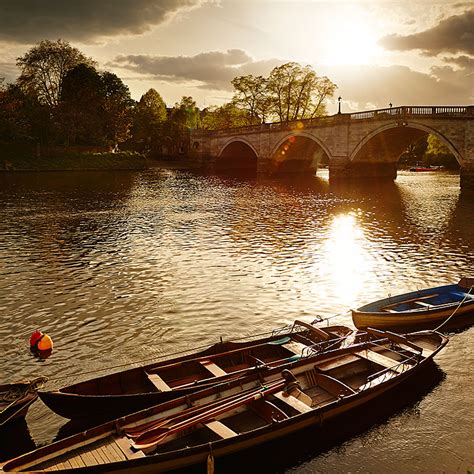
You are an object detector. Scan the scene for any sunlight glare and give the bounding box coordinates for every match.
[319,213,372,307]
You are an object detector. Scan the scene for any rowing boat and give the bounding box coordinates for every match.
[0,378,46,427]
[1,329,447,473]
[39,321,352,420]
[352,278,474,332]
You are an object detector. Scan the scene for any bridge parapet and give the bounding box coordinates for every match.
[192,105,473,138]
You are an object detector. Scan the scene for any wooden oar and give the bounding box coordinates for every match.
[131,379,286,451]
[125,382,274,438]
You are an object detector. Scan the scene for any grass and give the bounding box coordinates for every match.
[1,144,148,171]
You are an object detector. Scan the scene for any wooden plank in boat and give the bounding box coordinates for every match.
[281,341,308,356]
[78,446,100,467]
[414,301,432,307]
[314,354,361,372]
[314,373,356,397]
[273,391,312,413]
[204,419,238,439]
[146,372,172,392]
[114,436,144,460]
[355,349,404,374]
[200,359,227,377]
[68,454,86,468]
[90,444,108,465]
[98,441,124,463]
[382,293,438,310]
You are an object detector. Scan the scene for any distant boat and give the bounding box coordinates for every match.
[352,278,474,332]
[39,321,352,420]
[1,330,448,473]
[409,164,444,172]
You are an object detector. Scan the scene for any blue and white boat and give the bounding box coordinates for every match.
[352,278,474,332]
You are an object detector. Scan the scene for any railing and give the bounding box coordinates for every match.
[192,105,473,137]
[350,105,469,120]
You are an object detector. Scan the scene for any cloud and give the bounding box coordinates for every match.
[111,49,284,90]
[442,55,474,71]
[324,64,473,112]
[0,0,204,44]
[112,48,473,107]
[379,9,474,56]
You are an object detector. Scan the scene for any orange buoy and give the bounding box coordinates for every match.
[30,330,43,348]
[37,333,53,351]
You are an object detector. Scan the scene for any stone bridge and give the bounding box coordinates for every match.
[189,106,474,189]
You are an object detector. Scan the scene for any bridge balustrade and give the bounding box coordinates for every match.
[192,105,472,137]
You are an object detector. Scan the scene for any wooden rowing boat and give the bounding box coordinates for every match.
[0,378,46,427]
[38,321,352,420]
[352,278,474,332]
[1,329,448,473]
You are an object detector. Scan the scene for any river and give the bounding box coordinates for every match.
[0,168,473,472]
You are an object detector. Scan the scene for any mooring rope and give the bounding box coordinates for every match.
[433,285,473,332]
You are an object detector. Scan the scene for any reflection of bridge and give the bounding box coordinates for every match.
[190,106,474,189]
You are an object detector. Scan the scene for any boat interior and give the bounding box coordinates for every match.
[379,286,474,313]
[62,325,350,396]
[6,332,443,472]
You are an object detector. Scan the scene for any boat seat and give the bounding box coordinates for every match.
[200,360,227,377]
[282,341,308,356]
[355,349,405,374]
[146,372,172,392]
[114,436,145,459]
[314,354,361,372]
[203,419,238,439]
[414,301,432,307]
[313,373,356,397]
[273,391,312,413]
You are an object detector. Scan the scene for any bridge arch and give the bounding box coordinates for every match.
[270,132,332,174]
[350,122,464,165]
[216,138,259,172]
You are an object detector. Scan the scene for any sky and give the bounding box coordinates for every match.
[0,0,472,114]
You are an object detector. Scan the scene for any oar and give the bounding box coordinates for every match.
[125,382,274,438]
[131,378,286,451]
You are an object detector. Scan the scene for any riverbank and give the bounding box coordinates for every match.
[1,145,148,171]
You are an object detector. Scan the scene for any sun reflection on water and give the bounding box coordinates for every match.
[319,212,373,308]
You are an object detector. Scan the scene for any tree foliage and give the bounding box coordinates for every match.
[230,62,337,125]
[132,88,167,144]
[59,65,133,146]
[169,96,201,130]
[201,103,252,130]
[231,75,269,125]
[17,39,96,108]
[266,62,336,122]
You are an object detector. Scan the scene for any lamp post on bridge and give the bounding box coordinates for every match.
[338,96,342,114]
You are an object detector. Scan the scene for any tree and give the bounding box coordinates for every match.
[424,134,458,168]
[231,75,269,124]
[100,71,134,146]
[59,64,104,145]
[169,96,201,130]
[132,88,167,143]
[267,62,336,122]
[201,103,252,130]
[16,39,95,108]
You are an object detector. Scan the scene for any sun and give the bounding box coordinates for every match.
[320,20,380,66]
